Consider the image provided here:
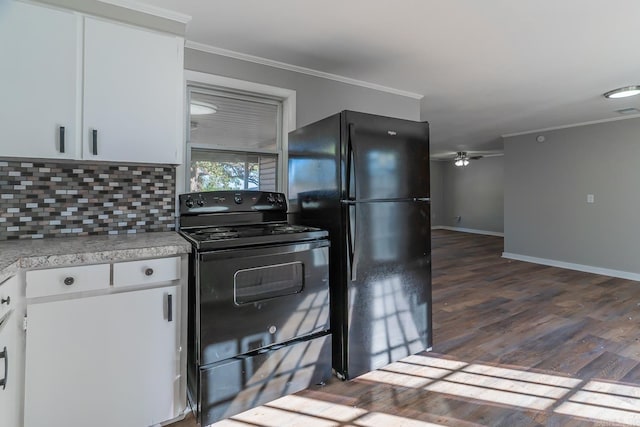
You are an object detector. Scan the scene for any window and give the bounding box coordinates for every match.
[187,85,283,192]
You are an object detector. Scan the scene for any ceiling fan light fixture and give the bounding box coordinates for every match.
[454,152,470,167]
[604,86,640,99]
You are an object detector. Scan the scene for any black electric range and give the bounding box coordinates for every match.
[177,190,332,425]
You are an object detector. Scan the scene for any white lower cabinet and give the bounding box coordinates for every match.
[0,276,25,427]
[24,284,179,427]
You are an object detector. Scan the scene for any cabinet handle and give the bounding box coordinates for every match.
[63,277,75,286]
[167,294,173,322]
[144,268,154,276]
[92,129,98,155]
[0,296,9,306]
[0,346,7,390]
[59,126,65,153]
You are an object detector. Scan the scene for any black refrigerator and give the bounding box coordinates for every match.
[288,110,432,380]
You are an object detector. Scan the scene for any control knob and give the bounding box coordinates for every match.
[234,194,243,204]
[276,194,285,204]
[185,197,194,208]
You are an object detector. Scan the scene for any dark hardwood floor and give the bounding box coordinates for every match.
[174,229,640,426]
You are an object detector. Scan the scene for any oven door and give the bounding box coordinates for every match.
[197,240,330,366]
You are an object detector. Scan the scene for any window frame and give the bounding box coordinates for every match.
[181,71,296,196]
[190,147,279,191]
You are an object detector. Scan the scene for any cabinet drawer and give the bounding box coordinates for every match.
[26,264,110,298]
[113,256,180,288]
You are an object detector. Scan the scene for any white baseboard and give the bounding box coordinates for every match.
[432,225,504,237]
[501,252,640,282]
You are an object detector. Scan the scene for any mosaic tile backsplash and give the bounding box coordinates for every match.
[0,160,176,240]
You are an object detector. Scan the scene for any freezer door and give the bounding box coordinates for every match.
[288,112,341,215]
[343,200,432,379]
[344,111,430,201]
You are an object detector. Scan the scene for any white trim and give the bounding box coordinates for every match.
[95,0,192,23]
[185,41,424,100]
[502,252,640,282]
[432,226,504,237]
[185,70,296,110]
[501,114,640,138]
[188,142,278,155]
[182,70,296,196]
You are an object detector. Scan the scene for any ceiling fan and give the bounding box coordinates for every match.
[452,151,483,167]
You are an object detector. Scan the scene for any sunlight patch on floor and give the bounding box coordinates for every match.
[461,363,581,388]
[214,405,339,427]
[211,354,640,426]
[361,355,571,411]
[555,379,640,425]
[212,394,446,427]
[353,412,446,427]
[267,395,368,422]
[424,377,556,410]
[358,369,434,388]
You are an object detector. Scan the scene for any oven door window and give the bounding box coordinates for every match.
[234,261,304,304]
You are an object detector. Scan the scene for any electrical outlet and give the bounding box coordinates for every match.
[587,194,594,204]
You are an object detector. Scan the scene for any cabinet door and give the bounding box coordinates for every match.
[24,286,179,427]
[0,1,79,159]
[0,276,25,427]
[83,17,182,164]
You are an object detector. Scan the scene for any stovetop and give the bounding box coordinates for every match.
[180,223,328,250]
[178,191,328,250]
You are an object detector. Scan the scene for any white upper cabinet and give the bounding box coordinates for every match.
[83,18,183,164]
[0,2,184,165]
[0,1,79,160]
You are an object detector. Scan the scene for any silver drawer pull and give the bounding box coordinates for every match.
[63,277,75,286]
[144,268,154,276]
[1,296,9,306]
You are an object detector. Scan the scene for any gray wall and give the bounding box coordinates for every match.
[430,161,445,226]
[439,156,504,233]
[504,117,640,274]
[185,48,421,127]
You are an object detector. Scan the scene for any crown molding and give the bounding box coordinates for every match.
[502,113,640,138]
[185,40,424,100]
[96,0,192,23]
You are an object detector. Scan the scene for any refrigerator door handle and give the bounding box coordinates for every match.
[347,203,357,281]
[346,123,356,200]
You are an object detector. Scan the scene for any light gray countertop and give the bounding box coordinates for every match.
[0,232,191,283]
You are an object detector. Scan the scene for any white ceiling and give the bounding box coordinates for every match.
[141,0,640,158]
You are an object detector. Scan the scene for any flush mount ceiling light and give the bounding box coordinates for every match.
[454,152,470,167]
[190,101,217,115]
[604,86,640,99]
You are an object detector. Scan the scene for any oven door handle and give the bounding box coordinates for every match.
[198,239,330,262]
